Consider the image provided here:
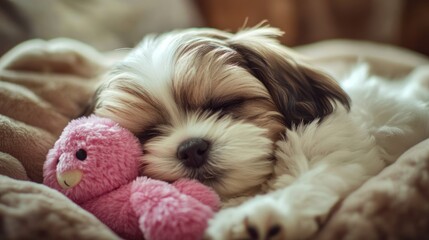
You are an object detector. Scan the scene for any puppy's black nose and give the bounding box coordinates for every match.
[177,138,210,168]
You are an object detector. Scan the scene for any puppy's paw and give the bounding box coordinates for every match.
[0,38,105,77]
[205,196,320,240]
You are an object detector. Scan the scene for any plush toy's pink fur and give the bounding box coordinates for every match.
[43,115,220,240]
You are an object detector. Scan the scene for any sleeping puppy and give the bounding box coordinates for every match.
[92,26,429,239]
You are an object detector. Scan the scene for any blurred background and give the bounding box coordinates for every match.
[1,0,428,57]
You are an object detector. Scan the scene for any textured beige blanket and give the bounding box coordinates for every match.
[0,39,119,239]
[0,38,105,182]
[0,39,428,239]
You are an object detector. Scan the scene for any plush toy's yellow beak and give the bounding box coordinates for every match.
[57,170,83,189]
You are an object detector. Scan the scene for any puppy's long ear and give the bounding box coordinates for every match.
[227,26,350,128]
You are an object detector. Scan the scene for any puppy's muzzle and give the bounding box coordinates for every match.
[177,138,210,168]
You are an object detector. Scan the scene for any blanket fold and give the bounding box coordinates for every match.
[315,138,429,240]
[0,39,119,239]
[0,39,102,183]
[0,175,119,240]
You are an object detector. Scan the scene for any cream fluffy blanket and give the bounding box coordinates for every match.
[0,39,428,239]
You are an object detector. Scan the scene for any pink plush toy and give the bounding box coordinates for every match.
[43,115,220,240]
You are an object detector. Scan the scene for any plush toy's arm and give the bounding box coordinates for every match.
[80,184,142,240]
[172,179,220,211]
[130,177,215,240]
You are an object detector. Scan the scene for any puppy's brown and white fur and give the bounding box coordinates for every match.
[92,26,429,239]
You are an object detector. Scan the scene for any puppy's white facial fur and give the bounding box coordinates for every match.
[93,26,349,199]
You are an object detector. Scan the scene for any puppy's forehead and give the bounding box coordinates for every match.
[171,37,271,109]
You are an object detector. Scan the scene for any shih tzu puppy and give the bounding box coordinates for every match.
[91,26,429,239]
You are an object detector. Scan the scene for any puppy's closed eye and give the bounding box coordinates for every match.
[205,98,246,117]
[137,127,162,143]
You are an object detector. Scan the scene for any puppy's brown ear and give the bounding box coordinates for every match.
[228,26,350,128]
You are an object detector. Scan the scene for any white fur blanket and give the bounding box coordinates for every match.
[0,39,428,239]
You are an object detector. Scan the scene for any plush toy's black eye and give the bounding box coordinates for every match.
[76,149,87,161]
